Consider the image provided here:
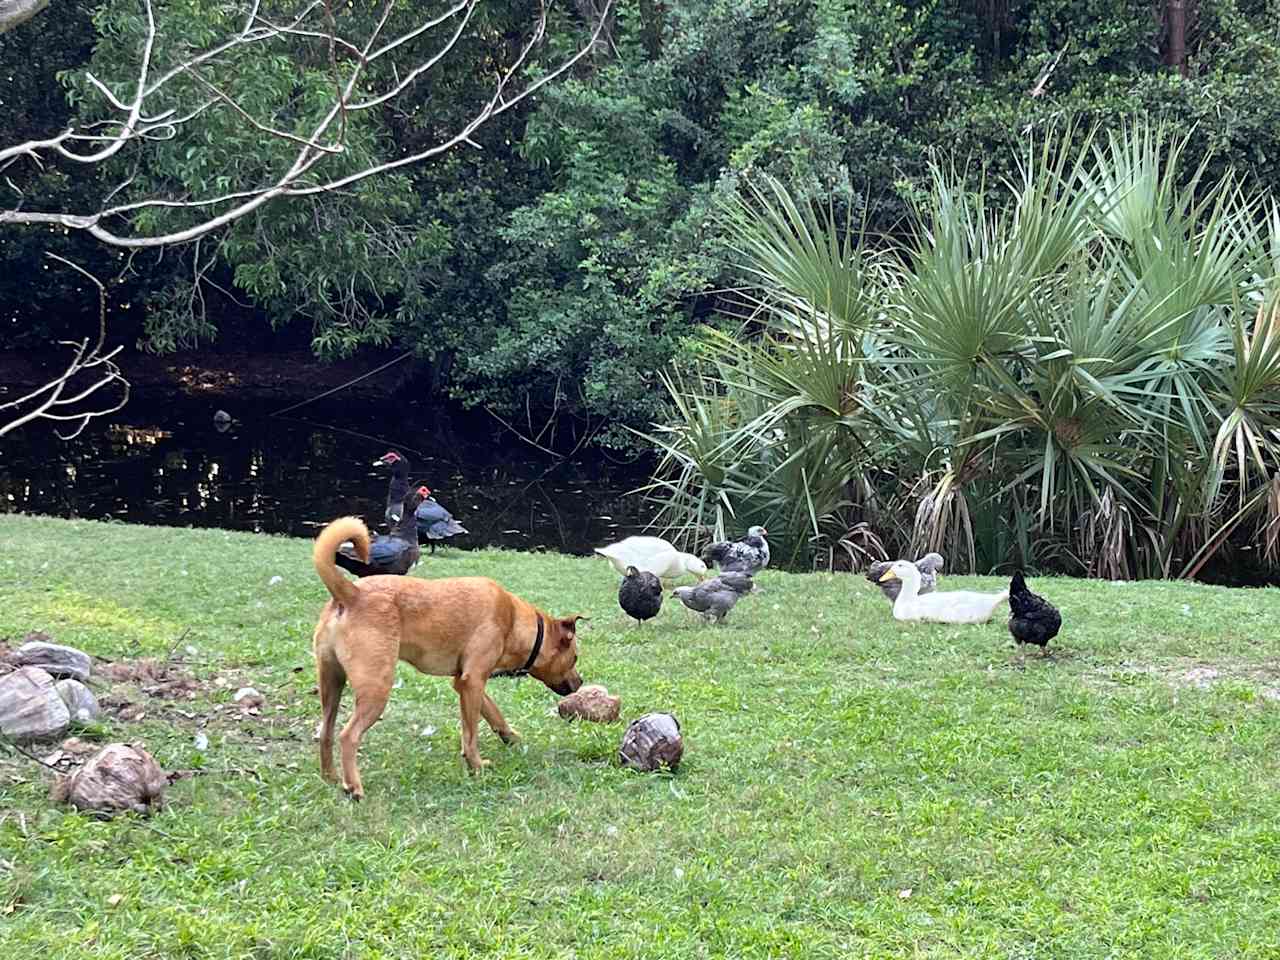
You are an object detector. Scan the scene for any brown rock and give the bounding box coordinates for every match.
[50,743,169,817]
[618,712,683,772]
[557,684,621,723]
[0,666,71,742]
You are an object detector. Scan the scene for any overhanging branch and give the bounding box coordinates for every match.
[2,0,613,249]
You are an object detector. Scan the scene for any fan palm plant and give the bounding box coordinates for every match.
[648,120,1280,580]
[641,176,891,563]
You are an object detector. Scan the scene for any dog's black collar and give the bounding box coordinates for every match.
[493,614,543,679]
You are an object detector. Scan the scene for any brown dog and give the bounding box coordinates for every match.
[311,516,584,798]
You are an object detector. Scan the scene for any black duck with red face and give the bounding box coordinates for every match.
[335,485,427,578]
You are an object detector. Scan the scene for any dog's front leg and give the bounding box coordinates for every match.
[452,673,490,771]
[480,691,519,745]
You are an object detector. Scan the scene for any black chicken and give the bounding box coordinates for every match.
[1007,571,1061,653]
[334,486,428,578]
[618,565,663,625]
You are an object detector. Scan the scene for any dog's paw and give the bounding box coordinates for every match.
[342,782,364,801]
[498,727,520,745]
[464,756,492,774]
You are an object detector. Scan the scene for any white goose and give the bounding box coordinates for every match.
[594,536,707,582]
[877,560,1009,624]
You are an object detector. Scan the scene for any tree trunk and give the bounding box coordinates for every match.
[638,0,663,58]
[1165,0,1188,76]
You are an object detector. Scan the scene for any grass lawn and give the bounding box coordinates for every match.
[1,513,1279,959]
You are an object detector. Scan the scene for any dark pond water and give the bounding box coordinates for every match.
[0,400,658,554]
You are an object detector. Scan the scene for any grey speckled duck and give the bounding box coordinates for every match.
[701,526,770,575]
[866,553,944,602]
[673,572,755,623]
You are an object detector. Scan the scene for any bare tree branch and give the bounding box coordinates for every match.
[0,254,129,438]
[1,0,612,249]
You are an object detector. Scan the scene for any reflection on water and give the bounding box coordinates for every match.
[0,402,656,554]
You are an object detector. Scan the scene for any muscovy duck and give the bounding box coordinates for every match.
[867,553,945,602]
[702,526,770,575]
[618,565,663,625]
[673,571,755,624]
[1008,571,1061,654]
[415,487,468,552]
[371,450,469,552]
[373,450,411,525]
[334,486,427,577]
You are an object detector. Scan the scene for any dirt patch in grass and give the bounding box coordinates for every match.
[87,653,309,744]
[1092,656,1280,700]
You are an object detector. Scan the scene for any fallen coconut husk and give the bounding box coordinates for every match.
[50,743,169,817]
[557,684,622,723]
[618,712,683,772]
[98,657,180,684]
[98,657,202,700]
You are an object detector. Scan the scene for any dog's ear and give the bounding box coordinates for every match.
[558,614,588,643]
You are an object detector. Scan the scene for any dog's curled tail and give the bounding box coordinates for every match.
[313,516,368,606]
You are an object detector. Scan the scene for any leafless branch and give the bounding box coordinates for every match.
[1028,43,1068,98]
[0,254,130,438]
[1,0,612,249]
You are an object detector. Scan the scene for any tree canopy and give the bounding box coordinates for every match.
[4,1,1280,449]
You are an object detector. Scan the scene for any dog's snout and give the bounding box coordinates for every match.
[553,673,583,696]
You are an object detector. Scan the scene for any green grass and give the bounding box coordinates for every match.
[1,514,1279,959]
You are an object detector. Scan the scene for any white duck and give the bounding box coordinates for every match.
[594,536,707,582]
[877,560,1009,624]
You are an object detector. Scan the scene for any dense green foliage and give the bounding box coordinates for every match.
[3,515,1280,956]
[649,123,1280,578]
[4,1,1280,445]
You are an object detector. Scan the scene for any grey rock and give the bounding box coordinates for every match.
[55,678,101,723]
[0,666,71,742]
[8,639,92,681]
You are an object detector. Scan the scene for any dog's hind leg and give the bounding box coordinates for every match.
[338,647,395,800]
[480,691,518,745]
[315,652,347,784]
